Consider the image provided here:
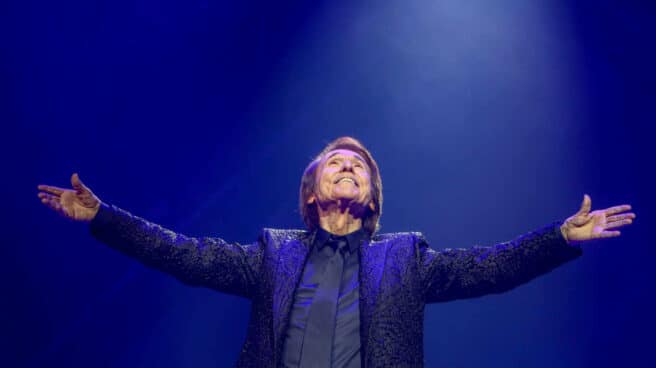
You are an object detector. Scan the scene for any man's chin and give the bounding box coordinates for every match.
[331,191,359,201]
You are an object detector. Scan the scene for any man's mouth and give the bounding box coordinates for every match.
[334,177,358,186]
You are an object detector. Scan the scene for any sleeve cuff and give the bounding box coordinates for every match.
[554,221,581,249]
[552,221,583,252]
[89,202,114,232]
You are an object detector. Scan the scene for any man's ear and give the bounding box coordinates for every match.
[369,201,375,211]
[307,195,316,204]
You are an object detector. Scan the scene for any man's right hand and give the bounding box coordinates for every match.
[37,173,101,223]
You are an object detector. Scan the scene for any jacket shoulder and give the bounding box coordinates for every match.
[260,228,310,246]
[371,231,425,243]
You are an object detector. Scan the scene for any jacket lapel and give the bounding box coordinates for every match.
[358,237,389,364]
[270,232,390,365]
[272,233,312,363]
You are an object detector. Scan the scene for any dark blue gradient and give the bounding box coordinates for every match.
[3,0,654,367]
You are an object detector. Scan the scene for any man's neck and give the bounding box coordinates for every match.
[317,206,363,235]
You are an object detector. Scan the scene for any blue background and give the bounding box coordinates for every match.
[3,0,654,367]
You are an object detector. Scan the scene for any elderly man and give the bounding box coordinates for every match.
[37,137,635,367]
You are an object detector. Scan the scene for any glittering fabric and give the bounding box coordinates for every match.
[89,203,582,367]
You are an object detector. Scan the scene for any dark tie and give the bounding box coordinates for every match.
[299,238,348,368]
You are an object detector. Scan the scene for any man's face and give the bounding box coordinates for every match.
[309,149,374,211]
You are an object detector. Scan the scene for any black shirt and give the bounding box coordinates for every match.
[282,226,367,367]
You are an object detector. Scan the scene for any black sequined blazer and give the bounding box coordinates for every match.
[89,203,582,367]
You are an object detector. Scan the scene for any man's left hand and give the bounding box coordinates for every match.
[560,194,635,245]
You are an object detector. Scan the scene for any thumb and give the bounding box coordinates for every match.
[577,194,592,215]
[71,173,88,193]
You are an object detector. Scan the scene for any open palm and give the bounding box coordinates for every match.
[37,173,101,222]
[561,194,635,244]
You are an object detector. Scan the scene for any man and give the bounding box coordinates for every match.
[37,137,635,367]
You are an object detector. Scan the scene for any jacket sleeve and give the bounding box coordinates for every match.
[418,222,582,303]
[89,203,264,299]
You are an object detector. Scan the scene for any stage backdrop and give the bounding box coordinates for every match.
[3,0,654,367]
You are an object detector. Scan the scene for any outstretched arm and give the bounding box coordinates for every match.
[420,195,635,303]
[37,173,264,299]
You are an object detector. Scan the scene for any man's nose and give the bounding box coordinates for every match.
[341,160,354,171]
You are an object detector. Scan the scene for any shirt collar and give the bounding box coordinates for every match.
[314,226,368,254]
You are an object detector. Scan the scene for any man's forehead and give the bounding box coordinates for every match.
[324,149,367,162]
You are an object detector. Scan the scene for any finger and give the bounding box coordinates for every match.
[37,185,66,196]
[39,193,62,212]
[596,230,621,239]
[605,219,633,229]
[38,192,58,202]
[71,173,87,192]
[604,205,632,216]
[46,195,70,218]
[577,194,592,215]
[38,191,58,200]
[607,213,636,222]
